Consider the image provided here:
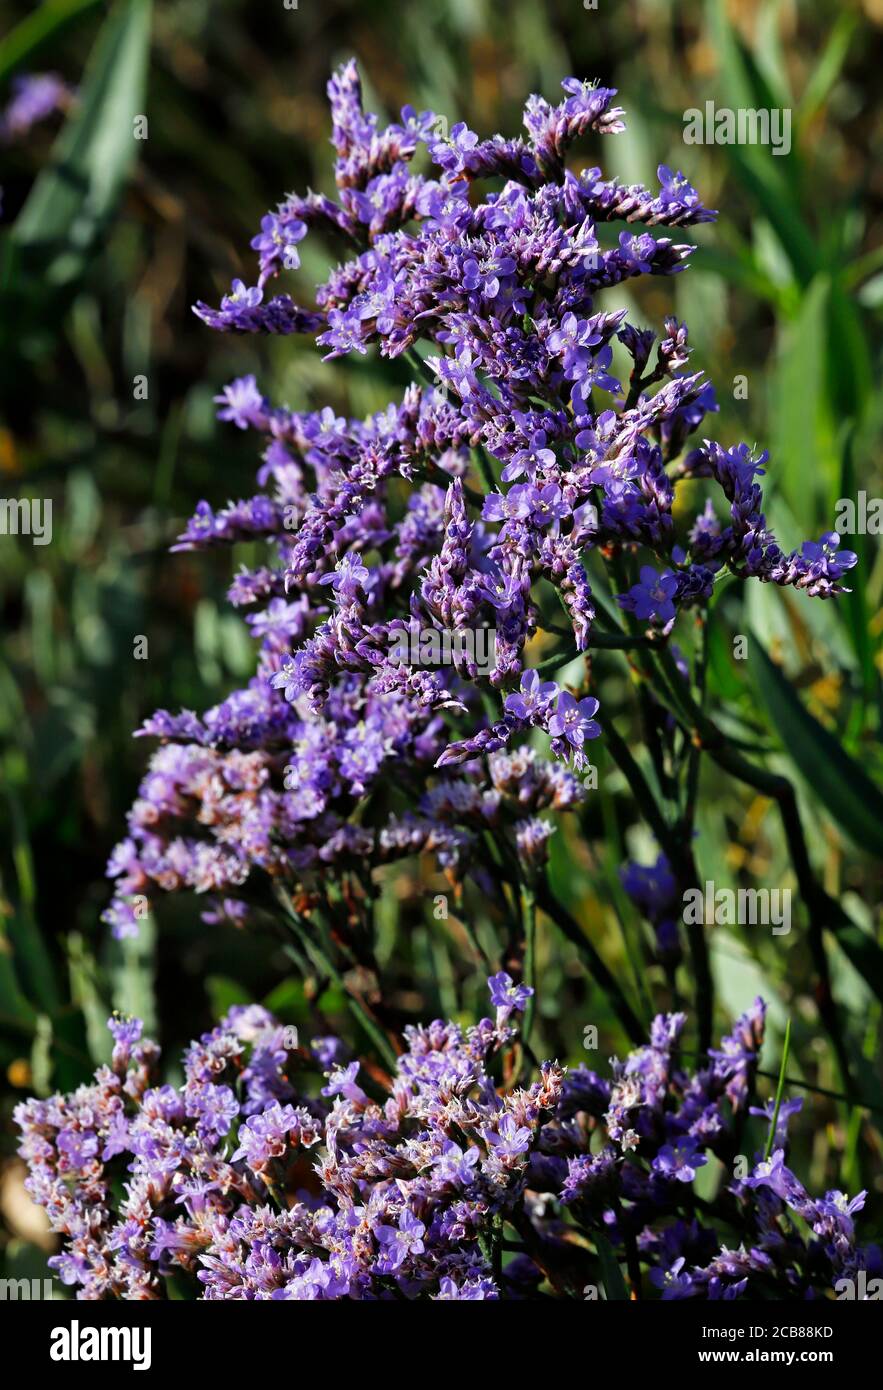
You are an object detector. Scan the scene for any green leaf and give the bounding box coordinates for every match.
[107,911,157,1037]
[263,978,309,1021]
[206,975,252,1017]
[30,1006,94,1093]
[754,0,792,104]
[750,637,883,857]
[771,276,829,531]
[707,0,789,113]
[692,244,783,308]
[707,618,746,703]
[705,0,809,262]
[0,926,39,1035]
[709,932,789,1034]
[67,932,112,1067]
[0,0,103,85]
[797,12,857,135]
[48,1004,94,1091]
[3,783,59,1014]
[12,0,152,286]
[830,920,883,1012]
[856,270,883,309]
[838,427,876,704]
[593,1231,630,1301]
[826,281,872,423]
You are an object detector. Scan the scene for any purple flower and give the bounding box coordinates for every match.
[501,431,557,483]
[526,483,571,528]
[488,970,533,1022]
[231,1101,310,1173]
[375,1208,426,1270]
[319,552,370,600]
[321,1061,367,1104]
[431,1141,482,1187]
[222,279,262,310]
[617,566,679,625]
[0,72,72,142]
[484,1112,532,1160]
[653,1139,707,1183]
[14,998,876,1301]
[504,669,559,722]
[482,486,533,524]
[745,1149,807,1206]
[650,1256,695,1299]
[462,251,517,300]
[56,1128,99,1170]
[434,1276,497,1299]
[547,691,601,748]
[657,165,699,209]
[429,121,479,174]
[618,231,657,273]
[250,212,307,279]
[214,375,269,430]
[749,1096,803,1150]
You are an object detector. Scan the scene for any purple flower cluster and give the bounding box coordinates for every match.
[16,990,878,1300]
[103,684,584,935]
[106,66,853,945]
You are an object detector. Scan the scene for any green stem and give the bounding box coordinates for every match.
[534,878,645,1045]
[602,720,675,858]
[643,647,856,1096]
[682,612,708,836]
[764,1018,792,1161]
[274,886,398,1071]
[521,881,537,1050]
[474,445,498,494]
[603,717,713,1053]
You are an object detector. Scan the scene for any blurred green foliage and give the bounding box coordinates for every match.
[0,0,881,1276]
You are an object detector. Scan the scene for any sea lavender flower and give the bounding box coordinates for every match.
[103,57,853,958]
[488,971,534,1025]
[63,70,873,1312]
[16,993,877,1301]
[618,566,679,627]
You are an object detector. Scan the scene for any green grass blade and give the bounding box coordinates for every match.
[750,637,883,857]
[0,0,104,85]
[764,1017,792,1161]
[13,0,152,285]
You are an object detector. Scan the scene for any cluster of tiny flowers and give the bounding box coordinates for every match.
[101,62,855,938]
[103,699,585,936]
[15,988,878,1300]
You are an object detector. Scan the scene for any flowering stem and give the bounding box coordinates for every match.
[521,880,537,1050]
[602,716,714,1052]
[682,611,708,836]
[403,347,440,390]
[621,1220,643,1299]
[534,878,645,1044]
[645,646,857,1097]
[474,444,498,494]
[410,461,483,505]
[602,719,675,855]
[274,885,399,1071]
[546,627,655,649]
[764,1018,792,1162]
